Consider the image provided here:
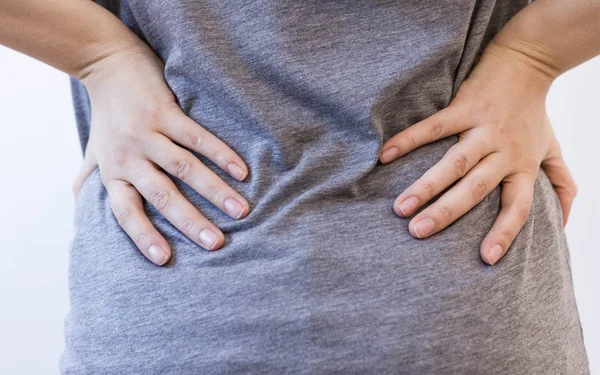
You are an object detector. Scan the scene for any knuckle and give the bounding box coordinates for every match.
[179,217,196,233]
[118,120,147,146]
[471,179,489,201]
[110,145,130,167]
[132,231,149,247]
[420,182,436,199]
[474,96,494,116]
[205,184,224,202]
[188,131,206,150]
[112,204,132,226]
[405,133,417,150]
[174,159,193,180]
[523,162,539,176]
[453,154,470,178]
[101,166,125,183]
[496,123,511,137]
[149,189,170,212]
[436,205,454,222]
[162,99,182,114]
[212,148,227,164]
[140,99,179,130]
[478,136,494,152]
[145,102,170,124]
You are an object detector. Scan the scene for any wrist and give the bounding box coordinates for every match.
[487,36,562,81]
[77,42,163,88]
[79,44,172,102]
[469,38,557,98]
[77,42,177,123]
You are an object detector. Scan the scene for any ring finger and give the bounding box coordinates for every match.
[146,134,250,220]
[408,152,509,239]
[160,109,249,181]
[129,161,226,251]
[394,129,494,217]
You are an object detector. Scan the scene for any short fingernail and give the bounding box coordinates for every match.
[398,196,420,216]
[412,217,435,238]
[486,244,503,265]
[380,146,400,163]
[224,197,247,219]
[199,228,221,250]
[148,244,169,265]
[227,162,248,181]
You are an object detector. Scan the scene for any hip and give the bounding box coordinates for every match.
[60,163,588,374]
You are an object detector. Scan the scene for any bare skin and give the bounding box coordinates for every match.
[77,49,251,264]
[0,0,251,265]
[1,0,599,266]
[380,0,600,265]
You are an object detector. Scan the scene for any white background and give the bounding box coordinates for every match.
[0,45,598,374]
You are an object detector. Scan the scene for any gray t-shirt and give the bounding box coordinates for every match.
[61,1,589,374]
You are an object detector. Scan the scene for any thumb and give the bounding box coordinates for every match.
[541,137,578,227]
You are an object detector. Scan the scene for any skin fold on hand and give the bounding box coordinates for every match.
[0,0,254,266]
[1,0,596,268]
[379,40,578,266]
[72,48,252,266]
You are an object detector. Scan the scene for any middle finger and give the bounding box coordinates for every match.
[146,133,250,220]
[129,161,226,251]
[408,152,509,239]
[394,130,493,217]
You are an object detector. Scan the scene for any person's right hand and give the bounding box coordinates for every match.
[72,47,251,266]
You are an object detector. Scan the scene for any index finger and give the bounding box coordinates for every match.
[160,108,249,182]
[380,105,471,164]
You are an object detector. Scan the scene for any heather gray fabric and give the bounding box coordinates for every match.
[60,1,589,373]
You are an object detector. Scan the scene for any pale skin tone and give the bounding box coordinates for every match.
[73,51,251,264]
[1,0,599,266]
[381,43,564,265]
[381,0,600,265]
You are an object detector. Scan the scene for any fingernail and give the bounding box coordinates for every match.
[227,162,248,181]
[486,244,503,265]
[412,217,435,238]
[148,244,169,265]
[224,197,247,219]
[398,196,420,216]
[199,228,220,250]
[380,146,400,163]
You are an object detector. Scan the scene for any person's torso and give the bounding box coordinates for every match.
[72,0,532,228]
[63,2,590,373]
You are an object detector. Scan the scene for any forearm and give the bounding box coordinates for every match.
[0,0,151,80]
[490,0,600,79]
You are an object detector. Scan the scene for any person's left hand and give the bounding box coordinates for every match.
[379,40,578,266]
